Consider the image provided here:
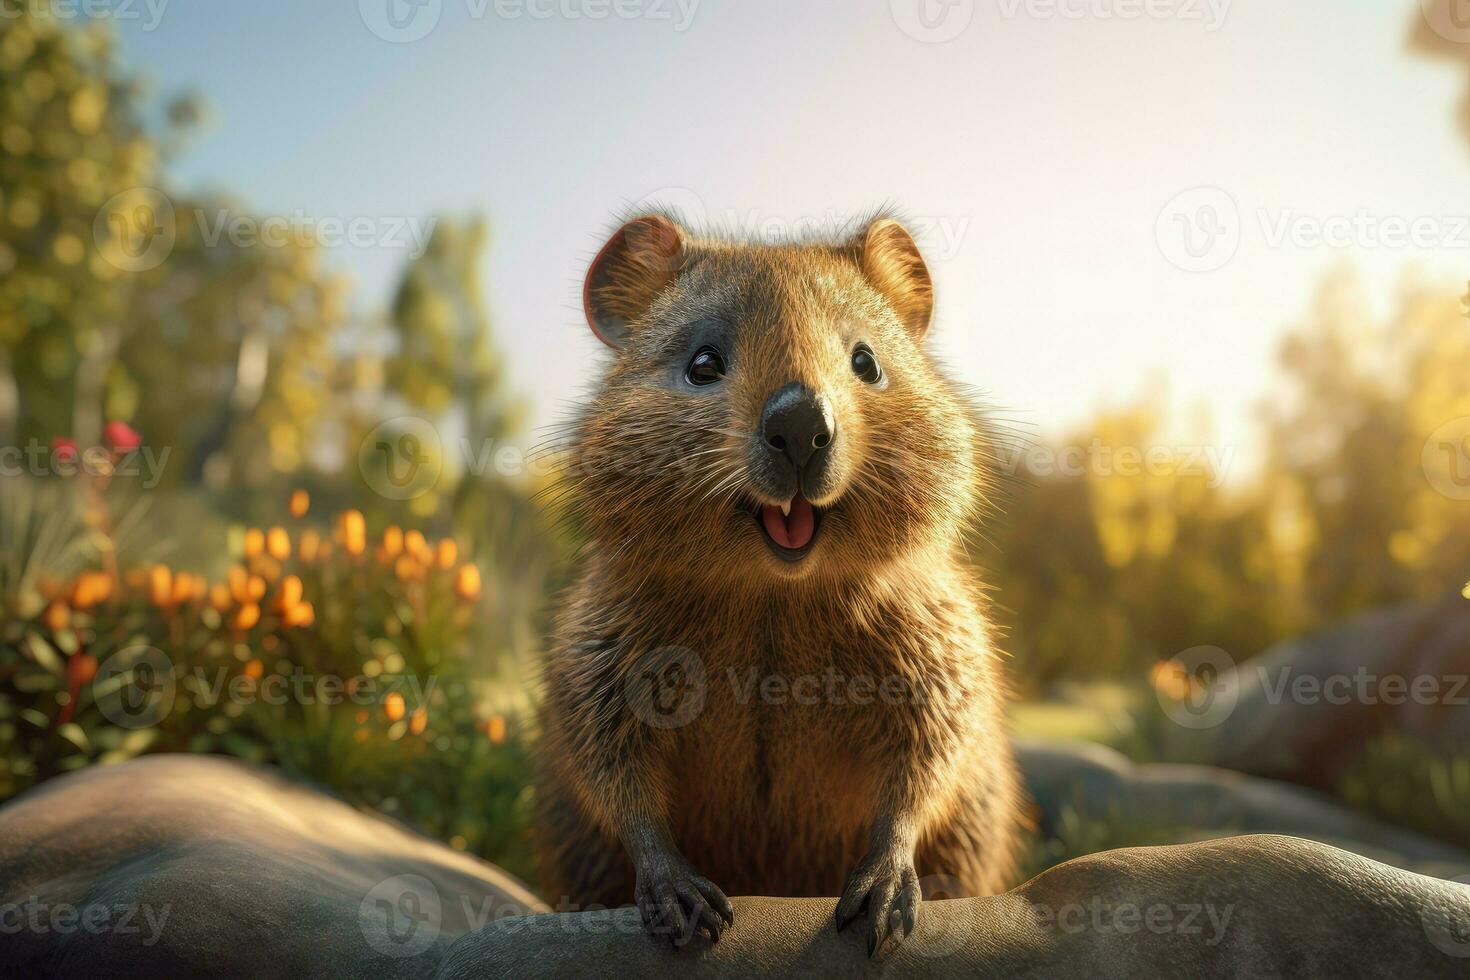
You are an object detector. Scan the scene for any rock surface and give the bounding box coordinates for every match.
[0,755,543,979]
[1018,737,1470,880]
[439,836,1470,978]
[3,755,1470,978]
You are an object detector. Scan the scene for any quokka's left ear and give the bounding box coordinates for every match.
[854,217,934,339]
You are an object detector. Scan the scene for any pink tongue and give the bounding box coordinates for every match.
[761,496,815,550]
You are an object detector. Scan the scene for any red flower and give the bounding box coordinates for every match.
[103,421,141,454]
[51,437,79,465]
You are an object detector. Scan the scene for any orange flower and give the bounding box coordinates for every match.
[266,527,291,561]
[170,571,196,606]
[289,489,310,518]
[487,714,506,744]
[435,539,458,569]
[67,652,98,687]
[454,564,482,600]
[209,583,232,612]
[405,530,429,561]
[299,528,321,563]
[242,658,264,680]
[244,528,265,559]
[248,576,266,601]
[70,571,111,609]
[409,708,428,735]
[228,566,251,604]
[384,692,406,722]
[233,603,261,631]
[43,601,70,632]
[394,555,422,583]
[285,601,315,628]
[147,565,173,608]
[382,525,404,559]
[338,510,366,557]
[275,574,304,614]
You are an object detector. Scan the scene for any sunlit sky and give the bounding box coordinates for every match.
[114,0,1469,476]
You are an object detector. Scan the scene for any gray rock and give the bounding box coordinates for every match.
[435,835,1470,979]
[1018,737,1470,880]
[0,755,543,979]
[1209,596,1470,785]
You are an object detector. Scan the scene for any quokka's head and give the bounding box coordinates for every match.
[566,212,988,584]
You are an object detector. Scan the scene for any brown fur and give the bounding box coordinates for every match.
[534,213,1023,940]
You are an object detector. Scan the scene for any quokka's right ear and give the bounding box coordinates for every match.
[583,215,686,349]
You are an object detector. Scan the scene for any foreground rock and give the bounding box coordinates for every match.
[439,835,1470,978]
[0,755,543,979]
[3,756,1469,978]
[1018,737,1470,880]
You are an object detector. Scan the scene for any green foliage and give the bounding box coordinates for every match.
[1334,734,1470,848]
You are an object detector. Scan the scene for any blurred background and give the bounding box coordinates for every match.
[2,0,1469,885]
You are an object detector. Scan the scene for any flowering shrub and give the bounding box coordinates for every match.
[0,438,537,878]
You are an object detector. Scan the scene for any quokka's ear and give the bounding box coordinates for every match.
[856,217,934,339]
[583,215,686,349]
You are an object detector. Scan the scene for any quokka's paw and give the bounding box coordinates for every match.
[834,850,921,960]
[635,852,734,948]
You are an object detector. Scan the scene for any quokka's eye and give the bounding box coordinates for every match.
[851,344,882,384]
[686,345,726,386]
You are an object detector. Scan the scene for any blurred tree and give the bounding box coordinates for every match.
[0,9,351,491]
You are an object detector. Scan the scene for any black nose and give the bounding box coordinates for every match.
[761,382,835,474]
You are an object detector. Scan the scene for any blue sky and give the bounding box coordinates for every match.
[114,0,1470,475]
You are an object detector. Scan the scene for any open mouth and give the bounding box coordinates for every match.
[752,495,821,561]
